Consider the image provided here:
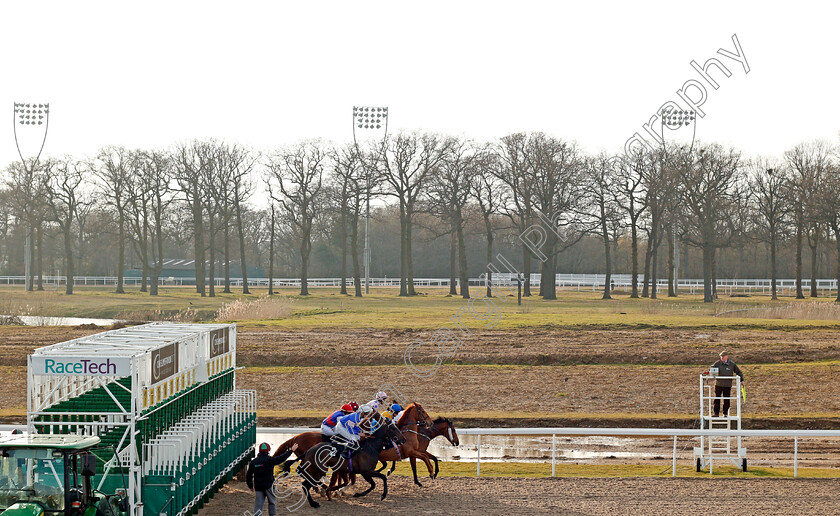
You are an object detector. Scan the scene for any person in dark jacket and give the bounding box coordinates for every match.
[247,442,297,516]
[711,351,744,417]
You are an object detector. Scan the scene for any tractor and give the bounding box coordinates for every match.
[0,435,128,516]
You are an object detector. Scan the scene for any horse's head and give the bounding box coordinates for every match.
[412,403,434,428]
[443,418,459,446]
[385,418,406,446]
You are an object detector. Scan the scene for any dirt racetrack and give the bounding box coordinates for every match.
[201,477,840,515]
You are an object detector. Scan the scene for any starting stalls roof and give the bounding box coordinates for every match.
[32,322,232,358]
[0,434,101,450]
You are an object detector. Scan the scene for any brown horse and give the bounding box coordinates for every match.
[380,416,460,481]
[272,431,323,462]
[329,402,436,490]
[294,417,404,508]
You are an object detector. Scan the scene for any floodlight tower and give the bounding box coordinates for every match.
[659,107,695,297]
[12,102,50,292]
[352,106,389,294]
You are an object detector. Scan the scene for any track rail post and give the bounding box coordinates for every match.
[672,435,677,477]
[476,433,481,477]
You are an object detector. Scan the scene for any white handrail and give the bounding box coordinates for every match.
[253,426,840,479]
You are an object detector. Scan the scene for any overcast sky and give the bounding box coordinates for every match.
[1,1,838,168]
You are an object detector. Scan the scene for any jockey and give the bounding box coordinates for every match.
[392,404,405,423]
[335,404,375,446]
[321,404,354,437]
[348,401,359,412]
[366,391,388,412]
[382,403,402,421]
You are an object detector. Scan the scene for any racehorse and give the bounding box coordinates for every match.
[327,402,437,489]
[379,416,460,483]
[273,431,323,462]
[294,417,404,508]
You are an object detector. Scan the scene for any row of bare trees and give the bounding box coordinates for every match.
[1,133,839,302]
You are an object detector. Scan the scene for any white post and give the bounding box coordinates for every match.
[672,435,677,477]
[476,434,481,477]
[794,436,798,478]
[552,434,556,477]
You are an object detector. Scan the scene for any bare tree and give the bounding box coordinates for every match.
[582,153,621,300]
[332,144,366,297]
[174,141,211,296]
[525,133,585,300]
[95,146,133,293]
[817,151,840,302]
[426,137,474,298]
[137,150,173,296]
[226,144,258,294]
[785,141,832,299]
[470,150,506,297]
[750,158,790,300]
[494,133,534,296]
[268,140,326,295]
[126,150,154,292]
[614,150,649,298]
[3,159,50,290]
[678,144,745,302]
[44,157,88,294]
[380,132,451,296]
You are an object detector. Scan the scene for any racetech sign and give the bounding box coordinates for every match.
[151,343,179,384]
[31,356,131,376]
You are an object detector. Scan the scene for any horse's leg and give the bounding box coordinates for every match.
[376,460,387,472]
[302,479,320,509]
[368,470,389,501]
[418,451,435,478]
[352,472,377,498]
[430,453,439,478]
[326,471,348,500]
[409,456,422,487]
[387,461,396,476]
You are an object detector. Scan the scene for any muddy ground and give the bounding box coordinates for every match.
[200,477,840,515]
[4,325,840,367]
[2,326,840,429]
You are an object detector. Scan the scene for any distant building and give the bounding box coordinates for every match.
[125,258,265,284]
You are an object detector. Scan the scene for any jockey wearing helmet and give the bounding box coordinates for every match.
[366,391,388,412]
[321,403,354,437]
[334,404,376,445]
[382,402,402,421]
[392,403,405,423]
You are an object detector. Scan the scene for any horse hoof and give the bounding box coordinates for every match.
[380,494,387,501]
[352,493,362,498]
[415,482,424,488]
[309,501,320,509]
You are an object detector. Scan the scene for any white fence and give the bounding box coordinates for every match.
[256,426,840,478]
[7,424,836,478]
[1,274,837,296]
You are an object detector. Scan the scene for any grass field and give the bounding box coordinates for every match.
[3,285,840,330]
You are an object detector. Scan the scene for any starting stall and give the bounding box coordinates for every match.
[26,322,257,516]
[694,373,746,473]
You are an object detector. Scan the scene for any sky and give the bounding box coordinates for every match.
[1,1,839,168]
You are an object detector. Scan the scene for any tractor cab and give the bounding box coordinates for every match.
[0,435,128,516]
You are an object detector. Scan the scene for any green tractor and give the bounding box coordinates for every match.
[0,435,128,516]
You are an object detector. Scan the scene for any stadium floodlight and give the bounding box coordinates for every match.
[13,102,51,292]
[351,105,389,294]
[658,107,697,297]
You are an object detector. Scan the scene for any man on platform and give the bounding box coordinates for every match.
[711,351,744,417]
